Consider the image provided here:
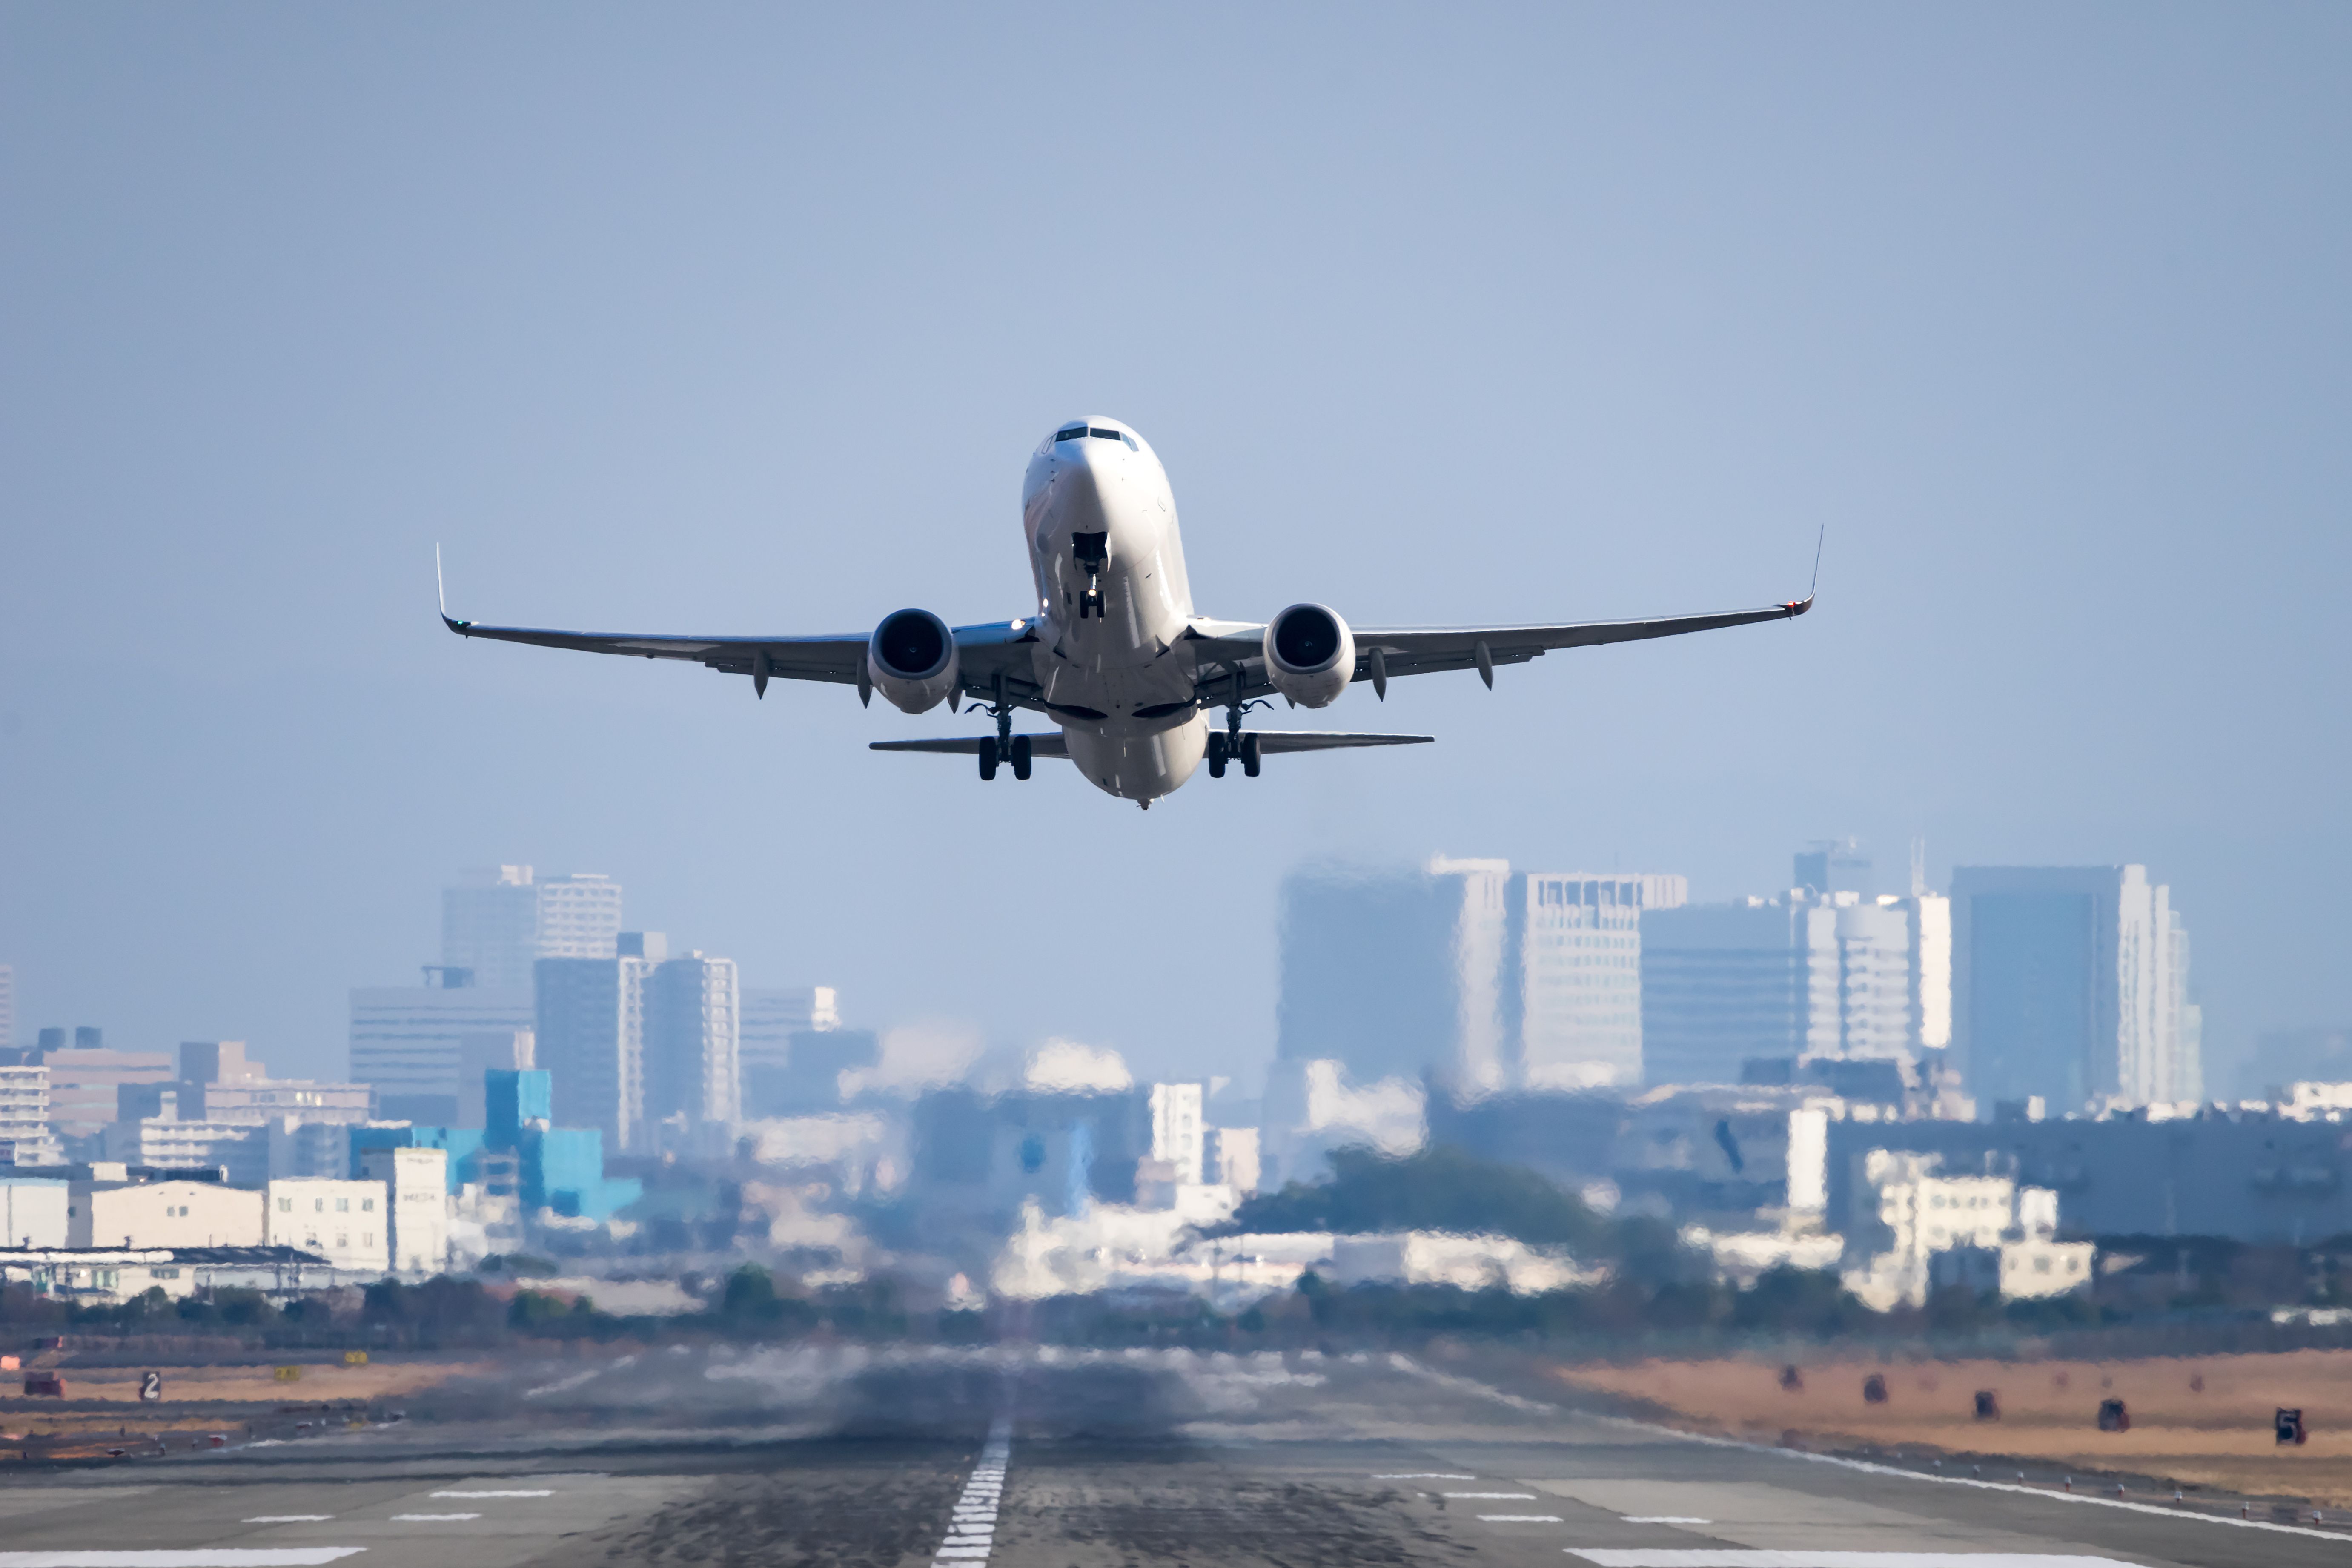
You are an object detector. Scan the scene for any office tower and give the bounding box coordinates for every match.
[0,1065,60,1166]
[741,986,837,1079]
[1208,1126,1261,1192]
[1280,859,1688,1096]
[1950,865,2189,1112]
[1149,1082,1206,1184]
[1510,874,1686,1089]
[455,1030,534,1126]
[1640,901,1802,1084]
[349,970,534,1124]
[441,866,623,990]
[534,954,651,1150]
[1280,857,1510,1092]
[32,1041,173,1144]
[1794,838,1872,897]
[644,953,741,1127]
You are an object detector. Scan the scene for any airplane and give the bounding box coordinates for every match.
[440,415,1814,808]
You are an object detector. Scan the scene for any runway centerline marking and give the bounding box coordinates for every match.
[1482,1514,1566,1522]
[1446,1492,1538,1499]
[0,1555,366,1568]
[428,1491,552,1499]
[930,1414,1011,1567]
[1378,1473,1477,1479]
[1624,1517,1712,1524]
[241,1519,333,1525]
[389,1515,478,1523]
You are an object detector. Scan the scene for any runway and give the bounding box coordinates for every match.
[0,1347,2343,1568]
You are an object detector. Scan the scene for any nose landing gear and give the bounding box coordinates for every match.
[1072,531,1107,620]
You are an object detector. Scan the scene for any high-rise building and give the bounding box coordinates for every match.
[1278,860,1685,1096]
[1149,1082,1206,1185]
[1950,865,2192,1112]
[1642,882,1951,1086]
[1509,874,1686,1089]
[0,964,14,1052]
[534,955,652,1151]
[349,972,534,1124]
[643,952,741,1128]
[741,986,838,1078]
[441,866,623,990]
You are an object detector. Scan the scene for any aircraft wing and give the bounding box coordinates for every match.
[1181,596,1812,699]
[438,559,1044,703]
[870,734,1071,757]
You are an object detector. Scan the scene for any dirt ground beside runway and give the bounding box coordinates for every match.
[1,1356,497,1407]
[1547,1347,2352,1505]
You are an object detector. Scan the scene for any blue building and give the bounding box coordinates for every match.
[351,1067,641,1222]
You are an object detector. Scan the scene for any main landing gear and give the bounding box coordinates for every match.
[1205,665,1269,779]
[976,674,1032,783]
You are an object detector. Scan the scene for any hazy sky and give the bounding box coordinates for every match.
[4,6,2347,1096]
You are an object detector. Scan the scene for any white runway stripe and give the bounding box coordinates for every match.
[930,1415,1013,1568]
[1567,1554,2132,1566]
[1623,1517,1712,1524]
[1377,1473,1476,1479]
[1481,1514,1564,1522]
[0,1555,365,1567]
[1446,1492,1537,1499]
[429,1491,552,1499]
[240,1519,332,1525]
[390,1514,477,1522]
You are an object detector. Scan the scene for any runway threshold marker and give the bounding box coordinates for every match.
[930,1413,1011,1566]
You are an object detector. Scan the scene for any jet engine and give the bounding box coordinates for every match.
[867,608,961,714]
[1262,602,1355,709]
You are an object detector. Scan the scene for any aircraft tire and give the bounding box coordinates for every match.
[1011,735,1033,780]
[979,738,999,781]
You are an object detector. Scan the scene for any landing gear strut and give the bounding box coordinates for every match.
[1208,664,1270,779]
[977,673,1033,783]
[1073,531,1107,620]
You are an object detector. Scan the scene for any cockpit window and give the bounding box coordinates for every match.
[1054,426,1137,449]
[1054,427,1086,442]
[1121,432,1138,450]
[1087,427,1120,441]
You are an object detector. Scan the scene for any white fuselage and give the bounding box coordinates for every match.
[1021,418,1212,801]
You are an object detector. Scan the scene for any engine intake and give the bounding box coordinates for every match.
[1263,602,1354,709]
[867,608,961,714]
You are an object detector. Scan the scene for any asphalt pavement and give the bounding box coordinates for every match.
[0,1346,2342,1568]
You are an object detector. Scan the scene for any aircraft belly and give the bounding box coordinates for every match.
[1063,714,1207,802]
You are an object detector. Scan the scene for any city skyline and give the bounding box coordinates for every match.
[4,7,2346,1105]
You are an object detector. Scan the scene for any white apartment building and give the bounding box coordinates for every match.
[1208,1127,1261,1193]
[0,1064,61,1166]
[357,1146,450,1275]
[102,1116,272,1187]
[1840,1149,2092,1310]
[1149,1082,1205,1185]
[70,1173,265,1249]
[534,952,651,1150]
[266,1178,390,1274]
[442,866,623,990]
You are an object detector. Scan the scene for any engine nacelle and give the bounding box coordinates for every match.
[1262,602,1355,709]
[867,608,961,715]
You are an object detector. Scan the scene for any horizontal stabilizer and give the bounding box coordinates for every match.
[1249,731,1432,753]
[870,734,1071,757]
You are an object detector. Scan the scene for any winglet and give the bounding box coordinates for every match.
[1783,525,1824,617]
[436,544,471,634]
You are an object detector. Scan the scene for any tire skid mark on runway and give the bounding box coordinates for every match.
[930,1415,1011,1565]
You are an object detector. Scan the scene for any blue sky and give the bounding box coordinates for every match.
[3,6,2346,1095]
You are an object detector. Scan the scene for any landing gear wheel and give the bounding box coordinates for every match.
[1010,735,1032,781]
[978,737,999,782]
[1241,734,1262,778]
[1206,733,1228,778]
